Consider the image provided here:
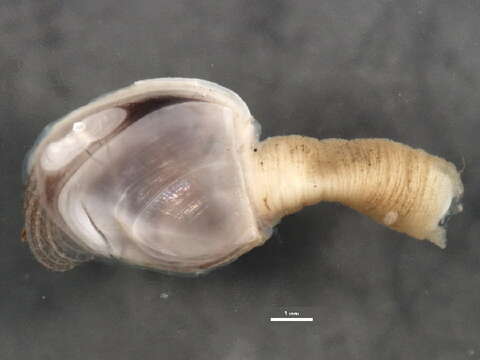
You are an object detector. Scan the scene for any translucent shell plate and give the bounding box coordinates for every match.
[23,78,268,273]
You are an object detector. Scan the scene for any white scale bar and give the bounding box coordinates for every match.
[270,317,313,322]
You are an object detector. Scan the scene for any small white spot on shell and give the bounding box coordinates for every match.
[160,293,169,299]
[40,108,126,172]
[73,121,86,132]
[383,211,398,226]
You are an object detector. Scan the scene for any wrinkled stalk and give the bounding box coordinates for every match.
[247,136,463,247]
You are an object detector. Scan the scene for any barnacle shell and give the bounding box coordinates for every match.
[23,78,269,273]
[23,78,464,274]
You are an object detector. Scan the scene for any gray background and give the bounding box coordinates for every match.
[1,1,479,359]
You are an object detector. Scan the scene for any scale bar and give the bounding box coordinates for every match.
[270,317,313,322]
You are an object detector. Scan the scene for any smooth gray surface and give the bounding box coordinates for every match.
[1,1,479,359]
